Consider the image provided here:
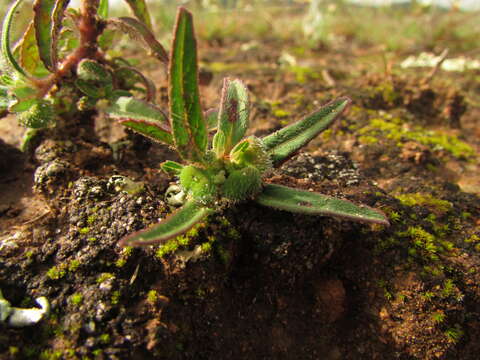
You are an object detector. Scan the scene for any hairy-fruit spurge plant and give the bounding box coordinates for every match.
[0,0,166,142]
[106,7,389,247]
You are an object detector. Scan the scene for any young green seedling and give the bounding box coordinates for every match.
[107,7,389,247]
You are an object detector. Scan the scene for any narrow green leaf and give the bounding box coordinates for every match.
[160,160,184,175]
[255,184,390,226]
[107,17,168,65]
[119,200,213,247]
[98,0,109,18]
[33,0,69,71]
[216,78,249,156]
[124,0,153,31]
[263,97,351,165]
[107,97,173,145]
[16,22,49,77]
[75,79,102,98]
[212,130,226,158]
[169,7,207,162]
[204,108,218,131]
[1,0,27,77]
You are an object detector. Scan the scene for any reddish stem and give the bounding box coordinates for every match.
[35,0,103,98]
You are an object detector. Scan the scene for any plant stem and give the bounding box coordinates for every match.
[35,0,104,98]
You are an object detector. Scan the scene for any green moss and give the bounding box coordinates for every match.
[156,239,180,258]
[395,193,452,215]
[68,259,81,272]
[431,310,446,324]
[368,82,400,106]
[87,214,97,225]
[115,258,126,268]
[444,325,464,343]
[273,109,290,118]
[9,347,19,356]
[111,291,121,305]
[92,349,102,356]
[147,290,158,305]
[155,224,204,258]
[70,293,83,306]
[398,226,439,261]
[87,237,97,243]
[99,333,110,344]
[359,116,475,159]
[359,135,379,144]
[79,227,90,234]
[115,246,133,267]
[39,350,63,360]
[441,279,456,298]
[96,273,114,284]
[287,65,320,84]
[200,241,212,253]
[465,234,479,243]
[47,265,67,280]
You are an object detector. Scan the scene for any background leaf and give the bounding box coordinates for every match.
[108,17,168,65]
[1,0,27,77]
[216,78,249,155]
[263,97,351,165]
[169,7,207,162]
[123,0,153,31]
[255,184,390,226]
[16,22,49,77]
[119,200,213,247]
[98,0,109,19]
[33,0,70,71]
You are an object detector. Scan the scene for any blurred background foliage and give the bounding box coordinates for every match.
[1,0,478,56]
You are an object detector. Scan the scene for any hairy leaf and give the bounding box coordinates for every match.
[119,200,213,247]
[107,97,173,145]
[255,184,390,226]
[108,17,168,65]
[115,66,156,101]
[216,78,249,156]
[33,0,70,71]
[160,160,184,175]
[77,59,112,84]
[204,108,218,131]
[15,99,55,129]
[169,8,207,162]
[263,97,351,165]
[98,0,109,18]
[1,0,27,76]
[15,22,48,77]
[124,0,153,31]
[75,79,102,98]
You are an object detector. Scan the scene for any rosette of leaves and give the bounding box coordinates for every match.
[106,7,389,247]
[0,0,166,136]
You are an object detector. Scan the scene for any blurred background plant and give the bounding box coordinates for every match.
[0,0,167,149]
